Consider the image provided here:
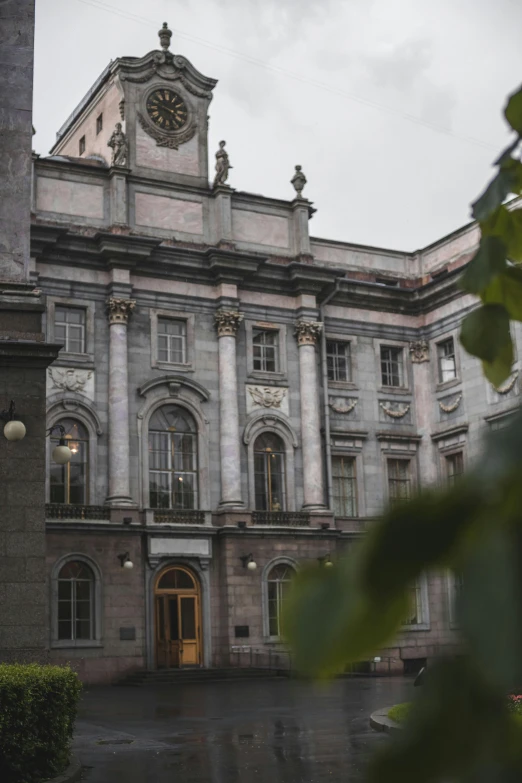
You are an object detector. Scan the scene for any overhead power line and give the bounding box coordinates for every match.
[73,0,498,152]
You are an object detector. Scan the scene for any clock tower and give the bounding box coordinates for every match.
[50,23,217,188]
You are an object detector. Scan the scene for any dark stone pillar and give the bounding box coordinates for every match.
[0,0,61,662]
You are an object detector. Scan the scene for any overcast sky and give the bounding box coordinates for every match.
[34,0,522,251]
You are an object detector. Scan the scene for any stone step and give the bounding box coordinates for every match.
[115,667,289,687]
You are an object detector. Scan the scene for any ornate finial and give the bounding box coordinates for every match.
[215,310,243,337]
[107,298,136,325]
[291,165,307,198]
[158,22,172,51]
[295,320,322,346]
[213,140,233,188]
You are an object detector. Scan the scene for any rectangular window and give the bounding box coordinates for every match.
[446,452,463,485]
[437,338,457,383]
[157,318,187,364]
[79,135,86,155]
[332,456,357,517]
[149,431,198,510]
[387,458,411,503]
[380,345,404,387]
[96,113,103,135]
[405,579,423,625]
[253,329,279,372]
[327,341,351,382]
[54,306,86,353]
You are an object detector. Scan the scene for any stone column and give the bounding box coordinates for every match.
[409,340,437,487]
[215,310,244,508]
[295,320,326,509]
[106,297,135,506]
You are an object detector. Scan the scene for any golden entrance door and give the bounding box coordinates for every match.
[155,567,201,669]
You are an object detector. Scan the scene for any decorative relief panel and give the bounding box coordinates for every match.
[487,370,519,404]
[379,400,412,423]
[47,368,95,400]
[409,340,429,363]
[438,392,463,420]
[246,385,289,416]
[328,397,358,417]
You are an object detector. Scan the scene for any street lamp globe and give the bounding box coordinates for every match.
[52,443,72,464]
[3,420,26,442]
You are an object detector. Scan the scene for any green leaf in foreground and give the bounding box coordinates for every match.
[282,557,409,676]
[361,484,481,600]
[482,265,522,320]
[460,525,522,693]
[472,167,520,221]
[368,658,521,783]
[504,84,522,135]
[460,304,510,363]
[460,235,506,294]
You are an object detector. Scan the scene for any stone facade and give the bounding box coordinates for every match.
[26,27,521,683]
[0,0,61,664]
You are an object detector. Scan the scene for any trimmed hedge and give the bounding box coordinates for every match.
[0,664,82,783]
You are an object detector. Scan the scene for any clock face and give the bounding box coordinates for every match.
[145,89,188,131]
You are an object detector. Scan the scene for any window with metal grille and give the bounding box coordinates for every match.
[50,418,89,505]
[96,113,103,134]
[79,135,86,155]
[57,561,94,640]
[267,563,295,638]
[332,456,357,516]
[54,306,86,353]
[387,458,411,502]
[149,406,198,510]
[327,341,351,382]
[380,345,404,387]
[253,329,279,372]
[446,452,464,484]
[157,318,187,364]
[254,432,286,511]
[437,338,457,383]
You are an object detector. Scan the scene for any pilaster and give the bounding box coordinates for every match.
[295,320,326,510]
[106,297,136,507]
[109,166,130,226]
[212,184,234,245]
[215,309,244,509]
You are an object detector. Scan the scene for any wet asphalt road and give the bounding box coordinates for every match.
[75,676,413,783]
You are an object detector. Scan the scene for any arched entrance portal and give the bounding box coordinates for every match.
[154,566,202,668]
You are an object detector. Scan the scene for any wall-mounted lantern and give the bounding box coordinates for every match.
[240,553,257,571]
[117,552,134,569]
[1,401,26,442]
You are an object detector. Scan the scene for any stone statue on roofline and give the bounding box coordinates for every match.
[108,122,128,167]
[291,165,307,198]
[213,140,232,188]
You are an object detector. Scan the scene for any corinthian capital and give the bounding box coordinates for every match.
[107,297,136,325]
[215,309,243,337]
[295,320,322,346]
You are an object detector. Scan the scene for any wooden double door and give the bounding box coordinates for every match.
[155,567,201,668]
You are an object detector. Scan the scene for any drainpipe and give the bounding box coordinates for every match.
[318,278,342,511]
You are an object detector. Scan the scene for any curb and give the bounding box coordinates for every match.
[369,709,402,735]
[43,755,82,783]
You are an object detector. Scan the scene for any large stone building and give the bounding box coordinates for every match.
[27,25,519,683]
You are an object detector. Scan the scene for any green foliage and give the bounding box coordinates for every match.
[387,703,412,725]
[0,664,82,783]
[284,81,522,783]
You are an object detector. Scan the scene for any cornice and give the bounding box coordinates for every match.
[30,223,472,312]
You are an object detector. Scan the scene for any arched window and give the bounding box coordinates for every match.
[50,418,89,504]
[254,432,286,511]
[149,405,198,509]
[57,560,95,641]
[266,562,295,639]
